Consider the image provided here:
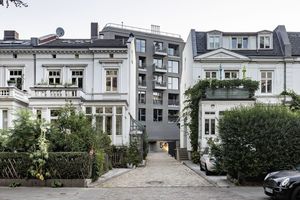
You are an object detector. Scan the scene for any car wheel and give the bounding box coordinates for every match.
[291,186,300,200]
[205,164,211,175]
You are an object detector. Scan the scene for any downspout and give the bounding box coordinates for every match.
[33,53,36,85]
[283,59,287,104]
[92,51,95,100]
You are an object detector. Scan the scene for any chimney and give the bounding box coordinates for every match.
[4,30,19,40]
[91,22,99,39]
[151,25,160,34]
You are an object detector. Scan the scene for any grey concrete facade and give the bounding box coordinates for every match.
[100,24,184,151]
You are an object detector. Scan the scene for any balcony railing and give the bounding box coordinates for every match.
[0,87,28,103]
[153,46,168,56]
[138,80,147,87]
[30,86,84,98]
[138,64,147,70]
[153,64,167,73]
[153,81,167,90]
[153,99,163,105]
[168,99,180,106]
[168,116,179,123]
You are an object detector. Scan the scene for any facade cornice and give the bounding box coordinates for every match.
[0,48,127,54]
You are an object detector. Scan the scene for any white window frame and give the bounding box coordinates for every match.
[136,39,146,53]
[168,77,179,90]
[71,70,84,88]
[48,69,62,85]
[2,110,8,129]
[138,108,146,121]
[138,91,146,104]
[204,118,216,135]
[231,37,248,49]
[260,71,273,94]
[105,69,118,92]
[224,70,239,79]
[9,69,23,90]
[168,60,179,73]
[205,70,217,79]
[259,35,272,49]
[208,35,221,49]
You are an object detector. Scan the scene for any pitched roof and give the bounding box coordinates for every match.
[288,32,300,56]
[37,39,127,48]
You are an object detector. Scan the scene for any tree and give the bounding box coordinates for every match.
[0,0,28,7]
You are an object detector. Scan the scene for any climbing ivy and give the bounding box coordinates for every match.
[184,79,259,152]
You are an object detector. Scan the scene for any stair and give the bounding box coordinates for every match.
[177,148,189,161]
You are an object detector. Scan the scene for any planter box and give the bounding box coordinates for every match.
[205,88,251,99]
[0,179,92,187]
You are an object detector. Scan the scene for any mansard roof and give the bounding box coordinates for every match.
[193,30,284,58]
[288,32,300,56]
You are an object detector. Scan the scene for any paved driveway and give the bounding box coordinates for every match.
[95,152,212,188]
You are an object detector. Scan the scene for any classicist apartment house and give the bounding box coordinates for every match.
[0,28,137,146]
[180,25,300,153]
[100,23,184,153]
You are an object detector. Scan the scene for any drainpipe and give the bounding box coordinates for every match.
[283,59,287,104]
[92,51,95,100]
[33,53,36,85]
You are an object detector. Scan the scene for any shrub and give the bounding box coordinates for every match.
[0,152,31,178]
[91,150,107,181]
[216,104,300,183]
[191,151,200,164]
[126,141,142,167]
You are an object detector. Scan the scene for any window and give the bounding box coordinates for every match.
[138,74,146,87]
[168,61,179,73]
[153,109,163,122]
[224,70,239,79]
[9,70,23,90]
[153,58,163,69]
[232,37,248,49]
[261,71,273,93]
[208,35,220,49]
[85,107,93,125]
[52,54,56,58]
[75,53,79,59]
[259,36,271,49]
[50,110,59,123]
[106,70,118,92]
[154,41,163,51]
[13,53,17,59]
[2,110,8,129]
[153,92,163,105]
[168,77,179,90]
[205,71,217,79]
[136,39,146,53]
[204,119,215,135]
[116,107,123,135]
[71,70,83,88]
[168,110,179,123]
[168,44,179,56]
[48,70,61,85]
[168,93,179,106]
[138,108,146,121]
[138,91,146,104]
[36,110,42,120]
[138,57,146,69]
[154,75,164,84]
[104,107,113,135]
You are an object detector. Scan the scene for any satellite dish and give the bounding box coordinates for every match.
[56,27,65,37]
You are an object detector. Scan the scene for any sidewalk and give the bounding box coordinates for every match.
[183,160,234,188]
[89,168,132,187]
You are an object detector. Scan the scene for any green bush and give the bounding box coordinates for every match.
[216,104,300,183]
[191,151,200,164]
[126,141,142,167]
[0,152,31,178]
[91,150,107,181]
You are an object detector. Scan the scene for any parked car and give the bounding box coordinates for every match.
[263,164,300,200]
[200,153,216,175]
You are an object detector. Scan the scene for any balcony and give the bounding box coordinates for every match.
[153,46,168,56]
[153,81,167,90]
[138,64,147,71]
[168,99,180,107]
[138,80,147,88]
[0,87,29,104]
[153,64,167,73]
[30,86,85,99]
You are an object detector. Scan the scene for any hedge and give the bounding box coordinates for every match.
[0,152,108,180]
[216,104,300,182]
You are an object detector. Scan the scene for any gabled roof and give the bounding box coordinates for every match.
[194,48,250,62]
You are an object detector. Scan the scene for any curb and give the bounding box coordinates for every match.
[182,161,218,187]
[88,168,133,187]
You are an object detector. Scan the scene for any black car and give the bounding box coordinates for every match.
[263,164,300,200]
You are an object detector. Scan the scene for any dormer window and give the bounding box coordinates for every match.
[208,35,220,49]
[232,37,248,49]
[259,35,271,49]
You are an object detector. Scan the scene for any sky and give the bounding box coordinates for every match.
[1,0,300,40]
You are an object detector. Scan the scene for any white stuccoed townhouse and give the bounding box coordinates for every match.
[180,25,300,154]
[0,26,137,146]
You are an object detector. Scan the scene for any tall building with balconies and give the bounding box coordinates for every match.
[100,23,184,153]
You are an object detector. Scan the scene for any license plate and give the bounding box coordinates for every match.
[265,187,273,194]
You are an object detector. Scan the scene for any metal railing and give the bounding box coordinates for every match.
[104,23,181,38]
[153,64,167,72]
[153,81,167,89]
[168,99,180,106]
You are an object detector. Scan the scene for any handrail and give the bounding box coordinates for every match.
[104,23,181,38]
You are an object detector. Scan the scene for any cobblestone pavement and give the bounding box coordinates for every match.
[95,152,212,188]
[0,187,268,200]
